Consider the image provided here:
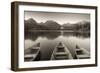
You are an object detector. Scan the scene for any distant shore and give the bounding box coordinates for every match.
[25,30,90,33]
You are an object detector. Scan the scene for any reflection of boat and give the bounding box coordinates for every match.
[75,45,90,59]
[51,42,73,60]
[24,43,41,61]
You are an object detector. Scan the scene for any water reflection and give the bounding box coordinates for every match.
[24,31,90,61]
[25,31,90,41]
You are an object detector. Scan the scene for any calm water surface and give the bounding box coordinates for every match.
[25,31,90,61]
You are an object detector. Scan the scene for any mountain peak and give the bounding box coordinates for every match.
[27,18,37,24]
[45,20,57,24]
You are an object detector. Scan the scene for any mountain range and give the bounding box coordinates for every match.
[25,18,90,31]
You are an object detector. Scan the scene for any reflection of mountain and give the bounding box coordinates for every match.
[62,32,90,38]
[25,18,90,31]
[25,31,61,41]
[25,31,90,41]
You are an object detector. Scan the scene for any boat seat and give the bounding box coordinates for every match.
[54,52,69,59]
[77,54,90,59]
[57,47,65,52]
[24,57,33,61]
[76,49,83,55]
[24,54,36,61]
[25,49,39,54]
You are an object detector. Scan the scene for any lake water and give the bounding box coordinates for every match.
[25,31,90,61]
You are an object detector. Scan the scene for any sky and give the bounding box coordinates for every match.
[24,11,90,25]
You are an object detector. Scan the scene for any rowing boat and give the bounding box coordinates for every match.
[24,43,41,61]
[51,42,73,60]
[75,45,90,59]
